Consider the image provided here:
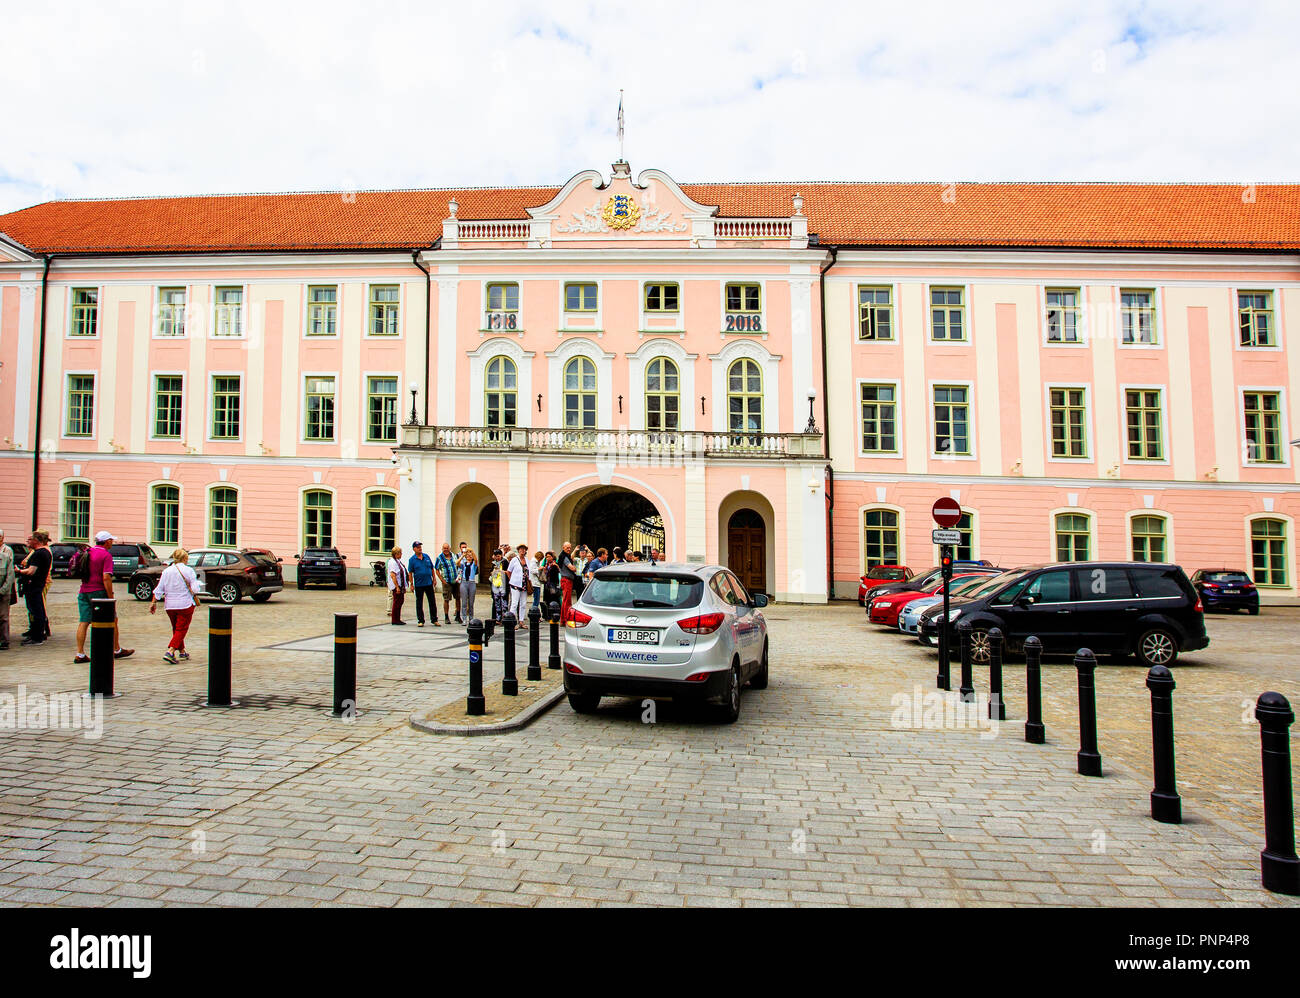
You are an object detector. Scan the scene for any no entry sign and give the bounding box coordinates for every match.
[932,497,962,528]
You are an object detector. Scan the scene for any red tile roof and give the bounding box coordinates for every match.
[1,181,1298,254]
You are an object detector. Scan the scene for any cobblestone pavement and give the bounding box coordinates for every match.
[0,582,1295,907]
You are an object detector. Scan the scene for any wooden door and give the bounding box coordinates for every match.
[478,502,499,560]
[727,509,767,596]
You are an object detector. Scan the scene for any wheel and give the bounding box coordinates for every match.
[1249,606,1260,616]
[567,692,600,714]
[967,627,992,665]
[749,643,769,689]
[132,578,153,602]
[251,592,272,603]
[717,663,741,723]
[218,581,242,605]
[917,630,935,647]
[336,575,347,591]
[297,577,306,590]
[1135,628,1178,668]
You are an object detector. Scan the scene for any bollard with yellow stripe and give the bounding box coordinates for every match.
[204,604,238,707]
[466,618,485,716]
[332,612,358,719]
[86,598,122,699]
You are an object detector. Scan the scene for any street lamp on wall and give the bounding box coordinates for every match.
[805,389,818,434]
[407,382,420,426]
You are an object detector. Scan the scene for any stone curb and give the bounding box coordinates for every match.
[408,683,567,737]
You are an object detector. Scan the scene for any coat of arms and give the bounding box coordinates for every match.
[601,193,640,230]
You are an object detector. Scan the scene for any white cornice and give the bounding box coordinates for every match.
[830,248,1300,273]
[829,469,1300,492]
[0,450,396,469]
[1,252,425,273]
[421,247,830,266]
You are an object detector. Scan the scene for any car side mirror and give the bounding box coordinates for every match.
[294,554,301,560]
[1015,595,1036,609]
[751,594,769,608]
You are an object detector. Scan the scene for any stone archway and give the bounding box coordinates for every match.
[550,485,664,557]
[447,482,499,561]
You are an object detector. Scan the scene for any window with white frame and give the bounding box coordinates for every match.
[860,384,897,453]
[369,285,399,336]
[1238,291,1275,347]
[858,286,893,341]
[1045,288,1081,343]
[307,286,338,336]
[932,385,970,456]
[1120,289,1157,344]
[1049,387,1088,459]
[930,287,965,341]
[304,377,336,441]
[1243,391,1283,464]
[157,287,187,337]
[214,287,243,337]
[70,288,98,337]
[66,374,95,437]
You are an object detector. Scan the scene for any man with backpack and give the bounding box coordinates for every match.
[72,531,133,663]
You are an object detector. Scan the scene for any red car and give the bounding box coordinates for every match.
[857,565,913,606]
[867,573,985,628]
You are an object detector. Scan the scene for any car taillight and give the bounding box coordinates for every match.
[1202,582,1219,589]
[684,672,711,682]
[1194,597,1204,613]
[1242,582,1256,590]
[677,613,725,634]
[564,663,583,674]
[138,555,145,566]
[564,608,592,628]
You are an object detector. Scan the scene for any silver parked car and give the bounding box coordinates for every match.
[562,562,770,722]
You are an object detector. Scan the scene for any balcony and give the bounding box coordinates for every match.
[399,424,824,460]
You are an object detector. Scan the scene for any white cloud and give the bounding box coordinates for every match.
[0,0,1296,214]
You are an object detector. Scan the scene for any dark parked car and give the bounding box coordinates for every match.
[918,561,1209,668]
[295,547,347,590]
[110,542,163,580]
[50,543,87,578]
[8,542,30,570]
[128,548,284,604]
[863,561,998,605]
[1190,569,1260,615]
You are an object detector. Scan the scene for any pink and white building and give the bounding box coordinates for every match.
[1,164,1297,602]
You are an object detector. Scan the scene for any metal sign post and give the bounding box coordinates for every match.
[930,500,963,692]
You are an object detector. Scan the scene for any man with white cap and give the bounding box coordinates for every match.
[73,530,133,664]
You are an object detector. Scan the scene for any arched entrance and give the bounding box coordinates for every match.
[551,485,664,556]
[447,482,499,560]
[727,509,767,595]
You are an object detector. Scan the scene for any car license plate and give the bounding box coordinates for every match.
[1222,588,1240,595]
[608,628,660,645]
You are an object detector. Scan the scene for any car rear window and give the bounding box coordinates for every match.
[110,545,137,557]
[1132,567,1189,599]
[304,548,337,558]
[1204,571,1250,583]
[248,554,278,568]
[1071,566,1137,600]
[583,573,703,609]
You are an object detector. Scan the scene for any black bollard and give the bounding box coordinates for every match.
[1255,692,1300,895]
[936,612,951,692]
[527,606,541,681]
[466,618,485,716]
[203,604,236,707]
[483,616,496,647]
[987,626,1006,721]
[1146,665,1181,824]
[87,598,119,698]
[1075,648,1102,777]
[331,612,358,718]
[547,600,561,670]
[957,619,974,702]
[502,611,518,696]
[1023,635,1045,744]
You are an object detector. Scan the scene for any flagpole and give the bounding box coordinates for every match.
[618,89,625,162]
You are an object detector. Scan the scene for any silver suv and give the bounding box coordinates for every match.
[562,562,770,722]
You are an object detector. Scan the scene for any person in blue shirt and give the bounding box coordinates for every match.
[407,541,437,627]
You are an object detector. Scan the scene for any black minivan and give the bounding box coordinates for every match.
[918,561,1209,668]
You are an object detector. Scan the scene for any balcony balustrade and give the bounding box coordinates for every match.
[399,423,823,459]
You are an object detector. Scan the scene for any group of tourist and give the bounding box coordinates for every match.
[381,540,661,627]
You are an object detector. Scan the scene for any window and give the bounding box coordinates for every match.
[304,377,336,441]
[212,376,242,439]
[369,285,400,336]
[209,487,238,548]
[365,492,397,557]
[366,377,399,443]
[214,287,243,337]
[307,286,337,336]
[724,283,762,331]
[1239,292,1274,347]
[303,490,333,549]
[151,484,180,546]
[157,287,187,337]
[563,357,597,430]
[930,287,965,341]
[61,482,91,543]
[1071,566,1136,600]
[644,283,679,312]
[1055,513,1091,562]
[727,358,763,442]
[645,357,680,432]
[70,289,98,337]
[1243,391,1283,463]
[484,357,517,435]
[859,384,897,453]
[485,283,519,330]
[1120,289,1157,344]
[1131,515,1167,562]
[1251,518,1288,587]
[1131,566,1185,599]
[932,385,970,456]
[947,512,974,562]
[1049,387,1088,459]
[154,375,184,438]
[1045,288,1080,343]
[564,282,598,312]
[1125,389,1164,461]
[858,286,893,341]
[863,509,900,569]
[66,375,95,437]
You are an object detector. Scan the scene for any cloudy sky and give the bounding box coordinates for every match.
[1,0,1296,213]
